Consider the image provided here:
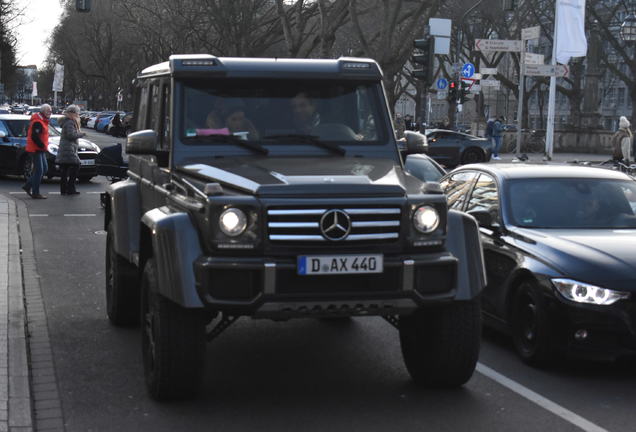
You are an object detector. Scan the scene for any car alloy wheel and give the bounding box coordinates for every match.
[461,148,485,165]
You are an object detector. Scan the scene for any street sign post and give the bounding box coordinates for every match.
[524,53,545,65]
[475,39,522,52]
[436,78,448,90]
[521,26,541,41]
[461,63,475,78]
[523,64,569,77]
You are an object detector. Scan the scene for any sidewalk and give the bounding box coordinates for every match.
[0,196,33,431]
[0,195,64,432]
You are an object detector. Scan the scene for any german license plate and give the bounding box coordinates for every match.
[80,159,95,166]
[297,254,383,275]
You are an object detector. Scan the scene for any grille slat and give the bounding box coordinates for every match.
[267,206,401,243]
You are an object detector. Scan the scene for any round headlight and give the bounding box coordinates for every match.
[413,205,439,233]
[219,208,247,237]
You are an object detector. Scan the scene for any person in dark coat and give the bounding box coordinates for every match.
[56,105,85,195]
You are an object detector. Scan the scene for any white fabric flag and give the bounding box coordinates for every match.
[32,81,38,97]
[555,0,587,64]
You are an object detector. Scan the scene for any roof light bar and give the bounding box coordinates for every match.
[342,62,371,69]
[182,60,217,66]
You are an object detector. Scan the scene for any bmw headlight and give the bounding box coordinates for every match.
[48,144,58,156]
[552,278,630,306]
[219,208,247,237]
[413,205,439,233]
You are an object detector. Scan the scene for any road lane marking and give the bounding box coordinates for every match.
[86,192,102,194]
[29,214,49,217]
[9,192,27,194]
[477,363,608,432]
[64,214,97,217]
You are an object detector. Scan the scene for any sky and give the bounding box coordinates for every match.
[14,0,64,68]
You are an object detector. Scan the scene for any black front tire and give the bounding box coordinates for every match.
[511,281,555,366]
[105,222,140,326]
[142,258,206,400]
[461,148,485,165]
[399,299,481,387]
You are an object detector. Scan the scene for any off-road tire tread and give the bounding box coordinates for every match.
[142,259,206,400]
[399,299,481,387]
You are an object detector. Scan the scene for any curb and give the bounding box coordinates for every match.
[0,195,33,432]
[13,198,65,432]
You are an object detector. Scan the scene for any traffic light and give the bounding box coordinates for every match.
[411,37,434,85]
[447,80,458,102]
[76,0,91,12]
[460,80,471,103]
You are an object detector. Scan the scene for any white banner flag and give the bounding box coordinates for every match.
[32,81,38,97]
[52,63,64,92]
[555,0,587,64]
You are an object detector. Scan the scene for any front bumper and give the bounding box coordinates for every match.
[194,252,458,318]
[547,293,636,360]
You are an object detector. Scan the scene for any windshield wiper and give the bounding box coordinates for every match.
[262,134,346,156]
[188,134,269,155]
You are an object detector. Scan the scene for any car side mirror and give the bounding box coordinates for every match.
[0,131,5,138]
[468,209,497,229]
[404,130,428,155]
[127,129,158,155]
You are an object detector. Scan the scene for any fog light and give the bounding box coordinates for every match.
[574,329,588,341]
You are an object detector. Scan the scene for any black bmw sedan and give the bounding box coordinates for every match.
[441,164,636,364]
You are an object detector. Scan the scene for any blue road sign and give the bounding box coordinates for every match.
[462,63,475,79]
[436,78,448,90]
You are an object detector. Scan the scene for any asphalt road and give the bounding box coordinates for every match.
[1,129,633,431]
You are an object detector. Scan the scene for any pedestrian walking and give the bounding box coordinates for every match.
[22,104,52,199]
[56,105,85,195]
[491,116,504,160]
[611,116,633,165]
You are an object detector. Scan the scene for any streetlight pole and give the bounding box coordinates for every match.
[454,0,484,130]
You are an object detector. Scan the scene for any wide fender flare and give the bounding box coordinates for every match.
[445,210,487,300]
[107,179,140,262]
[141,207,204,308]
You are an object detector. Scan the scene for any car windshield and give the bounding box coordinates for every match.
[507,178,636,229]
[49,125,60,137]
[182,79,387,144]
[4,120,30,138]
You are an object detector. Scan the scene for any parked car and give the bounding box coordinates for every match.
[48,114,65,131]
[440,163,636,364]
[424,129,492,167]
[86,113,99,129]
[96,114,115,132]
[93,111,116,130]
[0,114,100,180]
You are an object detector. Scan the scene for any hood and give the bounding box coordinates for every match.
[178,156,414,197]
[512,228,636,291]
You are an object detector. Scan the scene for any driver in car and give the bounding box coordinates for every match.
[290,92,321,134]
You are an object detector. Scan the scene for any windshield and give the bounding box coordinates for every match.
[507,178,636,229]
[182,79,387,144]
[4,120,30,138]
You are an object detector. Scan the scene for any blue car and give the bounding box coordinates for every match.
[96,115,114,132]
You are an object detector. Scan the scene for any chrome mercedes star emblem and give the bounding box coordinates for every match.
[320,209,351,241]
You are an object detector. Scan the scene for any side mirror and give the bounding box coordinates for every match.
[404,130,428,155]
[468,209,502,233]
[0,131,5,138]
[127,130,158,155]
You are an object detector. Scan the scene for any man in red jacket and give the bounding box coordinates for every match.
[22,104,52,199]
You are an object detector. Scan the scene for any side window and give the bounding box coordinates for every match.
[0,121,8,137]
[148,84,160,131]
[158,83,170,150]
[136,84,149,131]
[466,173,499,219]
[440,171,477,210]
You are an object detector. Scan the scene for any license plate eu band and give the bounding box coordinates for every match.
[297,254,383,275]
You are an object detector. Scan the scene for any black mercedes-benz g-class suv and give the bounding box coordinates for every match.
[104,54,485,400]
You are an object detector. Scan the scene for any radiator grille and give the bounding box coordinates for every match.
[267,207,401,243]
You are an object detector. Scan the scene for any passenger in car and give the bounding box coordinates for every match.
[223,102,259,139]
